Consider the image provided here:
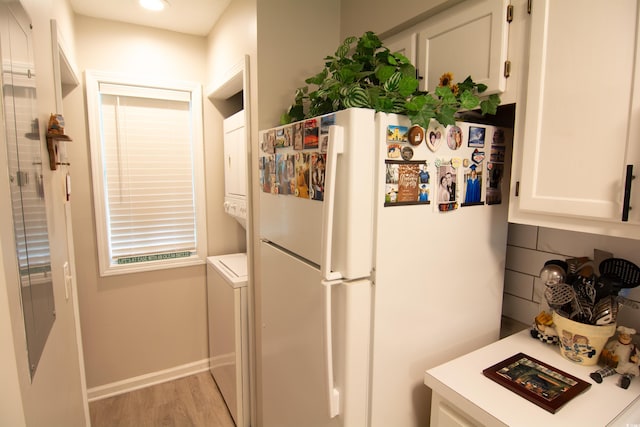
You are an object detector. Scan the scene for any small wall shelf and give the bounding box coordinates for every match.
[46,133,72,170]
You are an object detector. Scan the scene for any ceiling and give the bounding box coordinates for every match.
[68,0,231,36]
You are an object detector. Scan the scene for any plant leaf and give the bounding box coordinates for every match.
[375,65,396,83]
[383,72,402,92]
[306,69,327,85]
[435,105,458,127]
[459,90,480,110]
[480,93,500,115]
[398,76,419,97]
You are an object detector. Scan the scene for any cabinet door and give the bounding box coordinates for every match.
[384,32,417,67]
[417,0,510,94]
[517,0,639,222]
[223,110,247,198]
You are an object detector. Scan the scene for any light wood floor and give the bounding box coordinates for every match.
[89,372,235,427]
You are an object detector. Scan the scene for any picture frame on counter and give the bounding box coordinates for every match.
[482,352,591,414]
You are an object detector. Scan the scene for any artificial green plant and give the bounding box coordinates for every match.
[281,31,501,129]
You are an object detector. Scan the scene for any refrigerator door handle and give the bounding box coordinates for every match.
[321,278,341,418]
[321,125,344,282]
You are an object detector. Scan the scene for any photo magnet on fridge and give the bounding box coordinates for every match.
[266,129,276,154]
[294,152,310,199]
[462,163,484,207]
[275,126,291,148]
[304,118,319,149]
[384,160,430,207]
[468,126,486,148]
[292,122,304,150]
[387,125,408,144]
[262,155,275,193]
[387,143,402,158]
[276,154,295,195]
[408,125,424,146]
[447,125,463,150]
[437,162,458,211]
[310,153,326,201]
[486,162,504,205]
[427,122,445,152]
[319,114,336,153]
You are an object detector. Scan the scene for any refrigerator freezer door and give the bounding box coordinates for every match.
[259,108,377,280]
[260,241,341,427]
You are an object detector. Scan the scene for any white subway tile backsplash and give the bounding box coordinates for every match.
[538,227,640,264]
[505,245,559,276]
[504,269,534,300]
[501,293,540,325]
[507,223,538,249]
[532,277,547,304]
[502,225,640,331]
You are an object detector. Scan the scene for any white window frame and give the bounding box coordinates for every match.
[85,70,207,276]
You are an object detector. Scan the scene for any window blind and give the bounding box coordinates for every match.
[99,91,197,264]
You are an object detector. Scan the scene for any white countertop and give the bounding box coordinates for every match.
[424,329,640,426]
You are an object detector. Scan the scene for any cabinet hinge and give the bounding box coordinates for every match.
[504,60,511,78]
[527,0,532,14]
[506,4,514,23]
[515,181,520,197]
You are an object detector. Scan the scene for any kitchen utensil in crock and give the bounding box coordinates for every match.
[599,258,640,290]
[592,295,619,325]
[544,283,575,311]
[540,261,566,285]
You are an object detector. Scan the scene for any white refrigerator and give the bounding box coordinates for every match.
[258,108,512,427]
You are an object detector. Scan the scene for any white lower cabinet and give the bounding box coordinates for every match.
[509,0,640,239]
[424,330,640,427]
[431,395,483,427]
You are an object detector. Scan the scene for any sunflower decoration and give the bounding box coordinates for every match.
[438,72,459,96]
[439,72,454,87]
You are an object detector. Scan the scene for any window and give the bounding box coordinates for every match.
[85,70,206,276]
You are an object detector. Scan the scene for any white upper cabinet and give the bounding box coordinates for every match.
[510,0,640,238]
[416,0,511,94]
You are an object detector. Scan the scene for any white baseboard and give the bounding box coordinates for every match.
[87,358,210,402]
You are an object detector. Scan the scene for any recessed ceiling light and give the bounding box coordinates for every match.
[139,0,168,11]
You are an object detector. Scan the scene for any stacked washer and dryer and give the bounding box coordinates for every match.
[207,109,249,427]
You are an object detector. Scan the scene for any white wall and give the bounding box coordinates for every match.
[67,16,221,390]
[503,223,640,332]
[0,0,87,425]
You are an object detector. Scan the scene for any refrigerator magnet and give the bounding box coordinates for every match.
[486,162,504,205]
[437,163,458,208]
[387,143,402,158]
[426,123,444,152]
[462,163,484,207]
[292,122,304,150]
[319,115,334,153]
[468,126,486,148]
[304,119,319,149]
[294,152,310,199]
[275,127,286,148]
[490,144,506,163]
[401,146,414,160]
[266,130,276,154]
[387,125,408,144]
[310,153,326,201]
[447,125,463,150]
[408,125,424,146]
[472,149,485,164]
